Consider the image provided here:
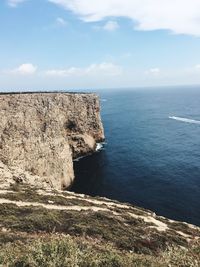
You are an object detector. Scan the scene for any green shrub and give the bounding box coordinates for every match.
[0,236,199,267]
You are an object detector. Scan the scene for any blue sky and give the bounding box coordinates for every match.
[1,0,200,90]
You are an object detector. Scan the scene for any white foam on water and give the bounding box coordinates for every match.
[169,116,200,124]
[73,155,86,162]
[96,143,104,151]
[74,142,106,162]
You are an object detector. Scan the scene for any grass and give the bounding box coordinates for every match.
[0,235,199,267]
[0,190,99,207]
[0,186,199,266]
[0,203,189,254]
[0,236,132,267]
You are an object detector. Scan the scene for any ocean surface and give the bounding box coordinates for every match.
[71,87,200,226]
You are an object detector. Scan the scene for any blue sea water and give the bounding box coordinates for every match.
[71,87,200,226]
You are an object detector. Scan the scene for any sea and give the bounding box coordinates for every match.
[71,86,200,226]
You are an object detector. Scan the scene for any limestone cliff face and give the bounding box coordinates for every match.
[0,93,104,190]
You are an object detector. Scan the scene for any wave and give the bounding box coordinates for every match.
[73,155,86,162]
[74,142,106,162]
[96,142,106,152]
[169,116,200,124]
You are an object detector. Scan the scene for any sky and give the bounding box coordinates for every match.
[1,0,200,90]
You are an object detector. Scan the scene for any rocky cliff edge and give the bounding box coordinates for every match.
[0,93,199,266]
[0,93,104,190]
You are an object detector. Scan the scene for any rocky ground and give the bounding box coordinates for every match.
[0,184,199,266]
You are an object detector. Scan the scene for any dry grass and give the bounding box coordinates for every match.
[0,185,199,266]
[0,235,199,267]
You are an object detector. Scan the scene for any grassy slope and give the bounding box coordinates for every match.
[0,185,199,267]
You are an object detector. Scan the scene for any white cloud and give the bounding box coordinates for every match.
[9,63,37,75]
[45,67,81,77]
[7,0,26,7]
[48,0,200,36]
[195,64,200,70]
[146,68,160,75]
[56,17,67,26]
[87,62,122,75]
[45,62,122,77]
[103,21,119,31]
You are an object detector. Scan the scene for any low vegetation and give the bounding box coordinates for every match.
[0,235,199,267]
[0,185,199,266]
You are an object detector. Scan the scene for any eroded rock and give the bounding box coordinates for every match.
[0,92,104,189]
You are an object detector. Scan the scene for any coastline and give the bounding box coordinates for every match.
[0,91,199,266]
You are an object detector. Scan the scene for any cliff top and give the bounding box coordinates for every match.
[0,184,199,266]
[0,91,96,95]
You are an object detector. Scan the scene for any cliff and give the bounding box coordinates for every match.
[0,93,104,190]
[0,92,199,266]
